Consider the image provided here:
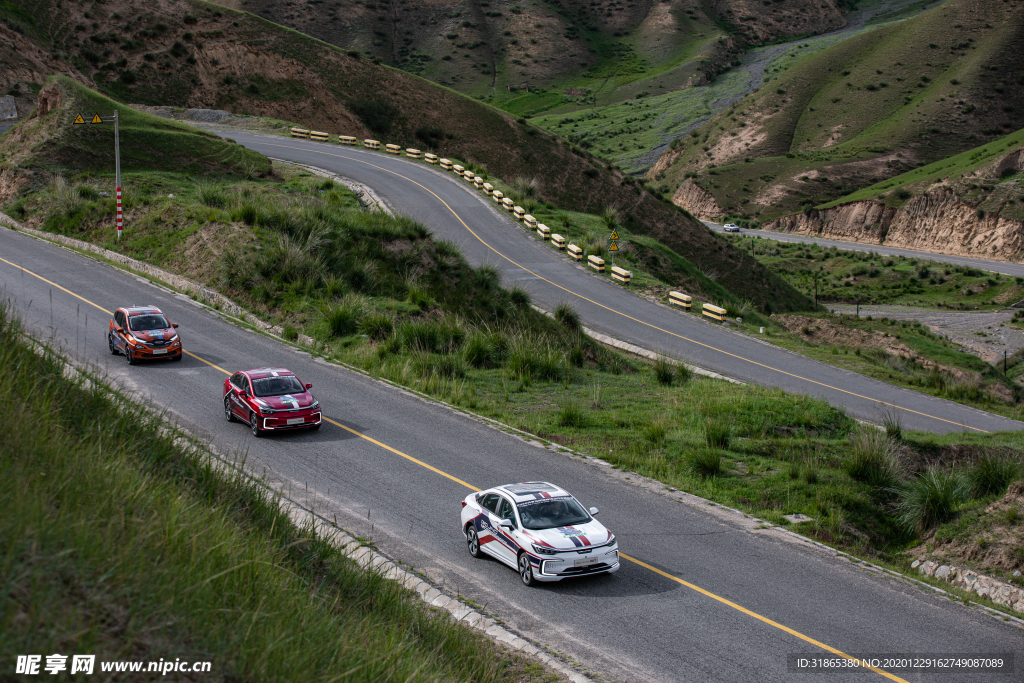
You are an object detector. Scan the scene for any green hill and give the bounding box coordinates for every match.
[0,0,813,313]
[649,0,1024,222]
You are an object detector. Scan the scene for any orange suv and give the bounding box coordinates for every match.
[107,305,183,364]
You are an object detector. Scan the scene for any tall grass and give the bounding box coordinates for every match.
[554,301,581,332]
[687,447,723,478]
[895,467,967,532]
[844,428,904,489]
[704,417,732,449]
[48,174,83,216]
[0,306,521,683]
[966,451,1022,498]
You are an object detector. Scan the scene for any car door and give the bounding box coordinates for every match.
[229,373,250,419]
[474,493,505,561]
[491,496,520,567]
[114,311,127,351]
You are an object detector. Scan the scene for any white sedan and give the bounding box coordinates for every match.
[723,223,740,232]
[461,482,619,586]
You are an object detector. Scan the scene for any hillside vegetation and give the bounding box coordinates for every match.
[0,0,813,314]
[650,0,1024,222]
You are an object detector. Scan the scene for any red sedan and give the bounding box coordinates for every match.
[223,367,322,437]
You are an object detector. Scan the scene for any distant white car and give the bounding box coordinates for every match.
[460,482,619,586]
[723,223,740,232]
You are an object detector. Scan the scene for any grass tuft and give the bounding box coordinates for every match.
[966,451,1021,498]
[895,467,967,532]
[703,418,732,450]
[687,447,723,478]
[845,428,904,489]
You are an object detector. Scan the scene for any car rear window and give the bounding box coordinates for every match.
[517,497,591,530]
[129,314,170,331]
[251,375,305,397]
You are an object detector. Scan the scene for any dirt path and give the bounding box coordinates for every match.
[829,303,1024,364]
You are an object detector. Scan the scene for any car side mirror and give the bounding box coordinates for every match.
[116,327,125,334]
[305,383,313,389]
[589,507,599,516]
[499,519,514,530]
[172,323,179,329]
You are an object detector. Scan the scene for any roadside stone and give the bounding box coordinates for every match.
[935,565,951,580]
[422,588,441,603]
[1015,570,1022,577]
[449,604,472,621]
[911,559,920,569]
[463,611,483,628]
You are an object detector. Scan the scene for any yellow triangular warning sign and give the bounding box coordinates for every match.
[609,241,619,251]
[610,230,619,240]
[91,113,103,124]
[73,114,86,125]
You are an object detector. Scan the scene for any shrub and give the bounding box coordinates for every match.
[704,418,732,450]
[882,409,904,442]
[196,182,226,208]
[360,312,394,341]
[534,345,565,381]
[688,447,722,477]
[554,302,580,331]
[845,428,903,489]
[558,401,587,428]
[281,323,299,342]
[398,319,439,353]
[463,330,496,368]
[351,98,399,135]
[966,451,1021,498]
[508,286,531,309]
[653,356,675,386]
[321,299,363,337]
[895,467,967,531]
[49,175,83,216]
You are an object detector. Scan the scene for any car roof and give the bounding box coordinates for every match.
[122,305,165,315]
[494,482,571,502]
[241,368,295,380]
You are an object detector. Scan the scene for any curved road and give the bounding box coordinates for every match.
[706,223,1024,279]
[223,133,1021,435]
[2,217,1022,682]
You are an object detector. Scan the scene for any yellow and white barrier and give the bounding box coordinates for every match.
[611,266,631,284]
[425,153,438,164]
[386,143,401,154]
[493,190,504,204]
[338,135,357,145]
[474,176,483,189]
[568,243,583,261]
[483,182,494,196]
[440,158,453,171]
[669,291,692,311]
[551,233,565,250]
[453,164,464,176]
[525,214,538,229]
[588,255,605,272]
[364,139,381,150]
[290,127,310,138]
[460,169,472,182]
[702,303,727,323]
[406,148,422,159]
[310,130,329,141]
[537,224,550,240]
[513,206,525,221]
[502,197,515,212]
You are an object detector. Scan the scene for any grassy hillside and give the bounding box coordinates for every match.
[649,0,1024,221]
[0,76,269,175]
[0,6,814,315]
[817,126,1024,219]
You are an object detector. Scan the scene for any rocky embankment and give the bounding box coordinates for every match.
[764,188,1024,262]
[671,179,724,220]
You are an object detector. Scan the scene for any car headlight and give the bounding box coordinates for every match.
[170,334,179,342]
[261,407,276,415]
[532,544,557,556]
[606,534,615,545]
[310,399,319,409]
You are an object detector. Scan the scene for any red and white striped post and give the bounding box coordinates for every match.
[114,110,122,238]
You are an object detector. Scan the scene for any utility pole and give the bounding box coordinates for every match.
[114,110,122,239]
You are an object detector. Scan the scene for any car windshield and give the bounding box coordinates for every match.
[129,314,170,331]
[517,497,591,530]
[251,375,305,397]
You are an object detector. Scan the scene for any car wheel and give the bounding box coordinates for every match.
[108,333,118,355]
[250,411,264,438]
[466,525,483,559]
[125,345,136,365]
[518,553,537,587]
[224,396,236,422]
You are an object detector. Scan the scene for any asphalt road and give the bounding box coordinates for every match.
[705,223,1024,279]
[219,133,1022,435]
[3,205,1023,682]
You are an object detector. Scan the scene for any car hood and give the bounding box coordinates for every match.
[132,328,175,342]
[252,392,314,410]
[522,519,612,551]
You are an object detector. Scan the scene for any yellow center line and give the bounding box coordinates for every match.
[252,141,987,434]
[0,251,907,682]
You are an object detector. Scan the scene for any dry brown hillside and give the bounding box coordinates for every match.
[712,0,846,43]
[0,0,812,312]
